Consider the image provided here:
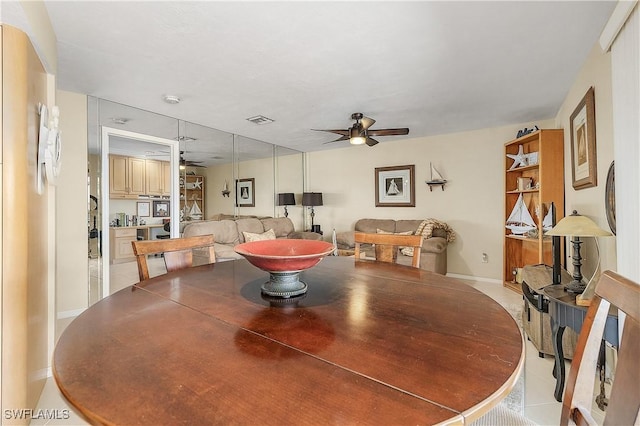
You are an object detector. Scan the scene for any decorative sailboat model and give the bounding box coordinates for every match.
[506,194,537,235]
[189,201,203,220]
[425,163,447,191]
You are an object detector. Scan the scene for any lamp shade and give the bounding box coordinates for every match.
[277,193,295,206]
[546,210,612,237]
[302,192,323,207]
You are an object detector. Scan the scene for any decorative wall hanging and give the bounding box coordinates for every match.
[137,201,150,217]
[605,161,615,235]
[375,165,415,207]
[236,178,255,207]
[570,87,597,189]
[37,103,62,194]
[153,200,170,217]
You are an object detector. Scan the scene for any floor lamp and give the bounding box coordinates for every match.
[302,192,323,234]
[546,210,612,306]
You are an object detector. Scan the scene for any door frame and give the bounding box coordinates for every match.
[100,127,180,298]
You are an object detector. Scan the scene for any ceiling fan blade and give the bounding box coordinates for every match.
[365,137,379,147]
[367,128,409,137]
[360,116,376,131]
[332,135,350,142]
[312,129,349,136]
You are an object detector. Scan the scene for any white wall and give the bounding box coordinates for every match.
[56,90,88,315]
[554,41,617,278]
[306,119,554,280]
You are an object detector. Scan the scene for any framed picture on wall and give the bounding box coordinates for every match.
[236,178,255,207]
[153,200,170,217]
[570,86,597,190]
[136,201,150,217]
[375,164,415,207]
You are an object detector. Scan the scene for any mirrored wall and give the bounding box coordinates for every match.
[88,97,304,305]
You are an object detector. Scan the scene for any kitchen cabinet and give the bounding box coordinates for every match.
[109,155,146,199]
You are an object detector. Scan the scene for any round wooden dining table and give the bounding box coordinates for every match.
[54,257,524,425]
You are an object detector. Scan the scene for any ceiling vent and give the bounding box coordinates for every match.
[246,115,274,125]
[163,95,181,104]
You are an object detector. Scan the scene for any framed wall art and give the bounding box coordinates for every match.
[136,201,150,217]
[236,178,255,207]
[570,86,597,190]
[375,164,415,207]
[153,200,170,217]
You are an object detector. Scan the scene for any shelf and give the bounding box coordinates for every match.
[506,189,539,194]
[505,234,538,242]
[506,164,538,173]
[503,281,523,294]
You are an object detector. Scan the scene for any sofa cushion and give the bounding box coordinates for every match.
[243,228,276,242]
[261,217,294,238]
[355,218,396,234]
[182,219,240,246]
[236,218,266,242]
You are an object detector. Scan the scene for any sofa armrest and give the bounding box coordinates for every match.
[288,231,323,241]
[336,231,355,249]
[421,236,447,254]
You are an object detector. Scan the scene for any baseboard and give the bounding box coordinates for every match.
[57,308,86,319]
[446,273,502,284]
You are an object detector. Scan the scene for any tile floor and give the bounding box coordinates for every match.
[34,265,607,425]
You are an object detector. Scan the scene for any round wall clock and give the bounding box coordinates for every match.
[605,161,615,235]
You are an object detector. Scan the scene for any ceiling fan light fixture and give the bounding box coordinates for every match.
[349,126,366,145]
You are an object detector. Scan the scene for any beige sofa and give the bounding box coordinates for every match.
[182,217,322,261]
[336,218,451,275]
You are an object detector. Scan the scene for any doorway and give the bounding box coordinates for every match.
[98,127,179,300]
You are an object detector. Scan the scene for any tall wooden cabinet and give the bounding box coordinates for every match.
[180,175,205,220]
[503,129,564,292]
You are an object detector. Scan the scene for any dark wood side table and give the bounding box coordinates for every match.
[543,283,618,402]
[521,265,578,359]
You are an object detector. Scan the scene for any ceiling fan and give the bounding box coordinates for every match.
[180,151,204,167]
[313,113,409,147]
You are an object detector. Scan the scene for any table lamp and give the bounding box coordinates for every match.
[546,210,612,306]
[302,192,323,233]
[277,193,295,218]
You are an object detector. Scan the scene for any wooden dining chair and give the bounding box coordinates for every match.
[560,270,639,426]
[353,231,423,268]
[131,234,215,282]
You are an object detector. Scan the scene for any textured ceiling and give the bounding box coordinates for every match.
[4,1,616,154]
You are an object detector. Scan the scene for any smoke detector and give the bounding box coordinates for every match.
[163,95,181,104]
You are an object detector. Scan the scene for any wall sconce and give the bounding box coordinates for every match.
[222,180,230,197]
[277,193,295,217]
[546,210,612,305]
[302,192,323,234]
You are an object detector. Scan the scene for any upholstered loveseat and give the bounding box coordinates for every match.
[182,217,322,261]
[336,218,454,275]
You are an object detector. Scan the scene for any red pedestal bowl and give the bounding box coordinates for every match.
[234,239,335,297]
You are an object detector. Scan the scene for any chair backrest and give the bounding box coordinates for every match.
[561,270,640,426]
[353,231,423,268]
[131,234,215,282]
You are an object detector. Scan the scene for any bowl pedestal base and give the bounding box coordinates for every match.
[262,271,307,298]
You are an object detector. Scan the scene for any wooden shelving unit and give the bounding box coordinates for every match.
[180,175,205,221]
[503,129,565,293]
